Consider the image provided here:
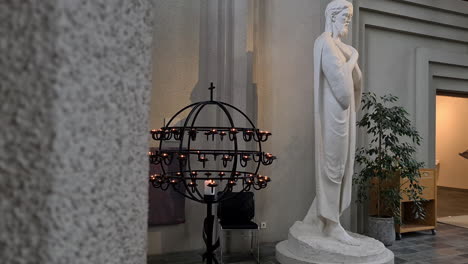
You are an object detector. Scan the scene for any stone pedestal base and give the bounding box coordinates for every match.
[275,221,394,264]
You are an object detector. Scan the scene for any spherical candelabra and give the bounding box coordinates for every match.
[149,83,275,264]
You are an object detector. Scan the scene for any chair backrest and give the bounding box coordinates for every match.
[217,192,254,224]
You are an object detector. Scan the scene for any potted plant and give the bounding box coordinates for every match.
[353,92,426,246]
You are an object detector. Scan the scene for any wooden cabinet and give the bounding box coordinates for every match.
[400,169,435,201]
[369,168,438,239]
[396,168,437,238]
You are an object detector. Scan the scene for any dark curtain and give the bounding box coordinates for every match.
[148,147,185,226]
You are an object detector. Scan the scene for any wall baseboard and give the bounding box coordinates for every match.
[438,186,468,193]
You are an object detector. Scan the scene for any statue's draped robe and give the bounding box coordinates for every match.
[308,32,362,223]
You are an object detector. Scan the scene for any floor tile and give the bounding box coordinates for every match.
[148,224,468,264]
[393,248,419,255]
[394,257,407,263]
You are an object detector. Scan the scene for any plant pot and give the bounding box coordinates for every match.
[367,216,395,246]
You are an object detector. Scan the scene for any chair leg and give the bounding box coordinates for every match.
[218,228,260,263]
[220,229,224,264]
[250,230,254,255]
[257,229,260,264]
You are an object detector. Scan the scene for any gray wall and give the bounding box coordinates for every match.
[149,0,201,131]
[148,0,212,254]
[255,0,361,241]
[0,1,153,263]
[353,0,468,231]
[148,0,331,254]
[254,0,325,243]
[354,0,468,166]
[148,0,468,255]
[148,0,257,254]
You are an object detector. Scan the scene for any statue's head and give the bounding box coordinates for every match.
[325,0,353,39]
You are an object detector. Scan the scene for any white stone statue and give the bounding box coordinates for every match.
[302,0,362,246]
[276,1,394,263]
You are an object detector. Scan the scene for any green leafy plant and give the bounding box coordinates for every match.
[353,92,426,224]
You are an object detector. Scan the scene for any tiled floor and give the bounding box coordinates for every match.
[389,224,468,263]
[148,223,468,264]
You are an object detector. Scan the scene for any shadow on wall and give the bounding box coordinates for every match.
[148,1,258,254]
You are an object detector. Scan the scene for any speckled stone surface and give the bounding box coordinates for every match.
[0,1,153,263]
[276,221,394,264]
[368,217,396,246]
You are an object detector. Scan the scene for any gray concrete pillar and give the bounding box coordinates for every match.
[0,1,153,263]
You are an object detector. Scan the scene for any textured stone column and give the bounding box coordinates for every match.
[0,1,153,263]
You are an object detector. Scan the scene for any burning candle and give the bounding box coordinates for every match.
[229,128,239,140]
[243,130,254,141]
[204,180,216,195]
[257,130,271,142]
[262,153,275,165]
[222,155,231,167]
[151,129,164,139]
[219,131,227,141]
[199,156,208,168]
[188,181,197,187]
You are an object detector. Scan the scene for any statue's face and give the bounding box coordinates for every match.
[334,7,352,38]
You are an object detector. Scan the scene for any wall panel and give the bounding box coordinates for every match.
[354,0,468,167]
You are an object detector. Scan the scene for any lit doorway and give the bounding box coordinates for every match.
[436,92,468,225]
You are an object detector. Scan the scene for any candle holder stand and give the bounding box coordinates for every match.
[149,83,275,263]
[203,195,217,264]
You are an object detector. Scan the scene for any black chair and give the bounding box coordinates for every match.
[217,192,260,263]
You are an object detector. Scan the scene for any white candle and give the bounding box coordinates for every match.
[204,180,215,195]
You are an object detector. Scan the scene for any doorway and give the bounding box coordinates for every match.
[436,92,468,225]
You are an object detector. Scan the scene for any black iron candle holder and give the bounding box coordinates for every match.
[149,83,275,264]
